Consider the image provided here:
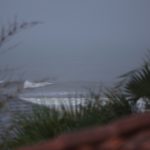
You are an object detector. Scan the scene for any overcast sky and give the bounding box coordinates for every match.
[0,0,150,83]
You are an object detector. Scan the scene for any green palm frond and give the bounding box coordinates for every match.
[117,51,150,103]
[125,63,150,101]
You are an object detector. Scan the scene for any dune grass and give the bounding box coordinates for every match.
[0,91,132,150]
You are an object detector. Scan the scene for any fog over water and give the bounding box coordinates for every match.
[0,0,150,85]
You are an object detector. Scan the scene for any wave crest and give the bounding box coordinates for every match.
[24,80,53,89]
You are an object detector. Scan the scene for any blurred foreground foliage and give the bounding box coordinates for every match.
[1,91,132,150]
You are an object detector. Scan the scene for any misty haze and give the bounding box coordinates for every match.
[0,1,150,149]
[0,0,150,84]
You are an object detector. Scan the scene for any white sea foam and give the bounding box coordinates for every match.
[19,96,86,109]
[19,95,109,109]
[23,80,53,89]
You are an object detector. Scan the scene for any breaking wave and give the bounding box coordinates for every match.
[23,80,53,89]
[19,96,86,109]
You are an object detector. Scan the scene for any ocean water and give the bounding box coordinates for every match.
[19,81,103,108]
[1,80,146,111]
